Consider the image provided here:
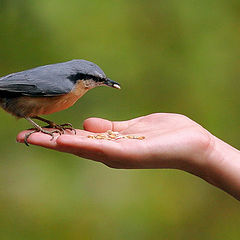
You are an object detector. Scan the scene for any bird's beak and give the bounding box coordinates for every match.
[104,78,121,89]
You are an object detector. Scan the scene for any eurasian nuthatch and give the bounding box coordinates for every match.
[0,59,121,145]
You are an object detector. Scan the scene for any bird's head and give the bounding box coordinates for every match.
[67,59,121,90]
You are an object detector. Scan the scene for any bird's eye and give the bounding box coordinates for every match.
[94,71,104,79]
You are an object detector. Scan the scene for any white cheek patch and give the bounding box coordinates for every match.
[83,79,93,88]
[83,79,102,88]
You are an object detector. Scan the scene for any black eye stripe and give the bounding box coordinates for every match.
[67,73,103,83]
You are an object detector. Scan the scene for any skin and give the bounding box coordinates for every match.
[16,113,240,201]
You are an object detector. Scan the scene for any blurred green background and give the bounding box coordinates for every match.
[0,0,240,239]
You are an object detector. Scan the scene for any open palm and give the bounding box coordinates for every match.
[17,113,213,172]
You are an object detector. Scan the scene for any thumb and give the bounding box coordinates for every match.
[83,117,131,133]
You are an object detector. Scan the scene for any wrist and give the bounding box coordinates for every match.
[203,135,240,200]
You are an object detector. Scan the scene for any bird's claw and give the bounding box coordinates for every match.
[24,128,62,146]
[43,122,76,134]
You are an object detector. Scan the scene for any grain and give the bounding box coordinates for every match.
[87,130,145,141]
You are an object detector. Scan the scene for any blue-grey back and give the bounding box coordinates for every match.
[0,60,105,97]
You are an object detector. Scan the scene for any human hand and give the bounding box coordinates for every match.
[17,113,240,200]
[16,113,213,172]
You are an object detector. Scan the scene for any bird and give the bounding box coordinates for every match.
[0,59,121,145]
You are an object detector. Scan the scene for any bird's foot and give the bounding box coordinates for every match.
[43,122,77,134]
[24,127,62,146]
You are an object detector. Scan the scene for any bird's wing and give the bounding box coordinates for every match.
[0,66,75,97]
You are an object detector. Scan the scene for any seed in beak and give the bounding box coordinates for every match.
[113,84,121,89]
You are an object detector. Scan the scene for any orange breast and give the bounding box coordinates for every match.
[17,81,89,117]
